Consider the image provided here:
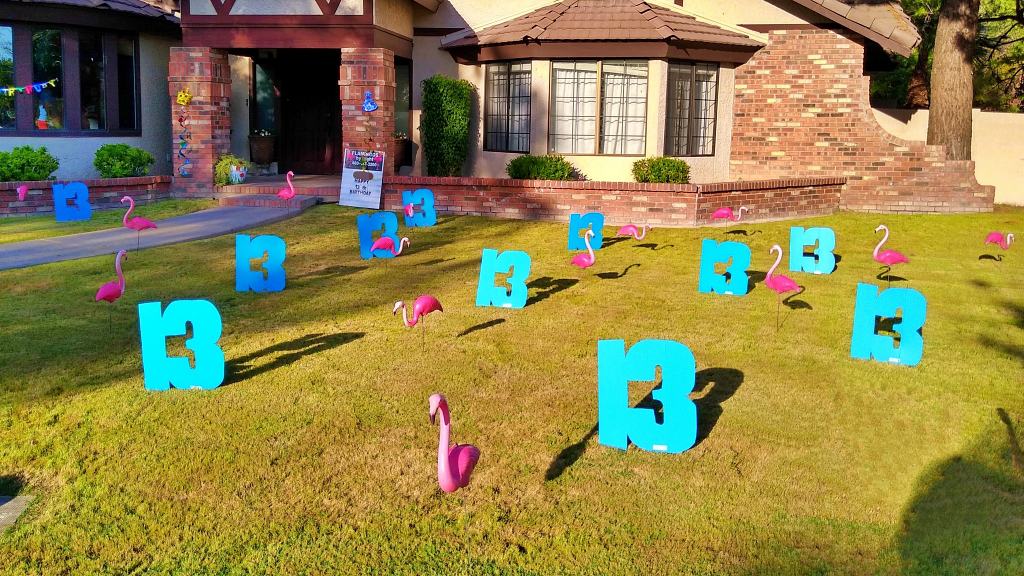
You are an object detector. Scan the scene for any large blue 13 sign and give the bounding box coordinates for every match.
[475,249,532,309]
[138,300,225,391]
[568,212,605,251]
[52,182,92,222]
[598,339,698,454]
[789,226,837,275]
[356,211,400,259]
[698,239,751,296]
[235,234,287,293]
[402,189,437,227]
[850,283,927,367]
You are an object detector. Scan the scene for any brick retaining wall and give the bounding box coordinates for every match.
[0,176,171,217]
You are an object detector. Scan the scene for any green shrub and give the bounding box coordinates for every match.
[0,146,59,182]
[93,144,155,178]
[632,157,690,184]
[420,74,474,177]
[506,155,579,180]
[214,154,252,186]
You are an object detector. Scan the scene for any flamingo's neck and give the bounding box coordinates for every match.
[1007,234,1015,249]
[636,226,649,241]
[286,172,294,192]
[123,198,135,225]
[584,233,595,261]
[734,207,747,222]
[874,226,889,258]
[395,238,409,256]
[436,401,453,481]
[115,253,126,291]
[767,248,782,280]
[401,304,416,327]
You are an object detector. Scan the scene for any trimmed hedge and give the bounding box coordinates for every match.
[420,75,474,177]
[93,144,155,178]
[632,157,690,184]
[506,154,578,180]
[0,145,59,182]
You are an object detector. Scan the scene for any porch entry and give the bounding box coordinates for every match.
[252,49,341,175]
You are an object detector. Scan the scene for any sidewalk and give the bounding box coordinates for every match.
[0,205,306,270]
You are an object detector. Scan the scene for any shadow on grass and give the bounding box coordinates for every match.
[418,258,456,267]
[783,286,813,311]
[725,229,761,237]
[746,270,767,293]
[458,318,505,338]
[979,254,1004,262]
[596,263,640,280]
[526,277,579,307]
[877,265,908,284]
[544,368,744,481]
[599,236,630,249]
[226,332,364,385]
[896,413,1024,575]
[0,475,25,497]
[633,243,674,251]
[290,264,368,285]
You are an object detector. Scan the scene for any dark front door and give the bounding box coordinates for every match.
[277,50,341,174]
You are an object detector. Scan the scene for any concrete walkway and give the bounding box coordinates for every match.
[0,205,305,270]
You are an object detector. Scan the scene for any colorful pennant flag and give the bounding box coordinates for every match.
[1,79,58,97]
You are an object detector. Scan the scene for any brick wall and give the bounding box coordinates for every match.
[168,47,231,198]
[375,176,842,227]
[731,29,994,213]
[340,48,396,175]
[0,176,171,217]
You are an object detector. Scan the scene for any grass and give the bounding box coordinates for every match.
[0,205,1022,575]
[0,199,217,244]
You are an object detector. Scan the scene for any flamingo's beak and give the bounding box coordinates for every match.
[392,301,403,315]
[428,393,443,425]
[874,225,884,233]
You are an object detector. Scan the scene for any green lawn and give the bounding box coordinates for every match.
[0,199,217,244]
[0,205,1021,575]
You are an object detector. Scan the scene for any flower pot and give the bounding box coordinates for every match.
[35,119,49,130]
[393,137,409,172]
[249,135,276,164]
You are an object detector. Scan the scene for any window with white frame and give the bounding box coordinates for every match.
[484,62,531,153]
[550,60,648,155]
[665,62,719,157]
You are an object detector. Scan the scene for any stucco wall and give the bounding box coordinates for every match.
[683,0,828,27]
[873,108,1024,205]
[0,33,176,180]
[375,0,415,38]
[409,44,735,182]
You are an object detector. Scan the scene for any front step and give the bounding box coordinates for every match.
[219,194,318,211]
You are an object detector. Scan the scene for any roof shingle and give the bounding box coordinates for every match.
[5,0,179,22]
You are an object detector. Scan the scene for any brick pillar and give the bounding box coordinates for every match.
[731,29,993,213]
[168,47,231,197]
[339,48,396,175]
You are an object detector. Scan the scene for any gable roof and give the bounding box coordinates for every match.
[5,0,178,22]
[780,0,920,56]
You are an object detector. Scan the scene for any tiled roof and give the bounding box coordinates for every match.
[787,0,920,55]
[6,0,179,22]
[443,0,764,49]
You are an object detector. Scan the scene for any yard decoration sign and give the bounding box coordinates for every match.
[176,88,194,178]
[235,235,287,293]
[52,182,92,222]
[356,211,402,259]
[402,189,437,227]
[598,339,698,454]
[850,284,927,367]
[339,149,385,209]
[698,239,751,296]
[139,300,225,391]
[568,213,606,251]
[475,249,532,309]
[789,227,837,275]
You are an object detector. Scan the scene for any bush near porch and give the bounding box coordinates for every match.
[420,75,474,177]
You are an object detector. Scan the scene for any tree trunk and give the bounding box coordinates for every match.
[927,0,980,160]
[906,38,932,108]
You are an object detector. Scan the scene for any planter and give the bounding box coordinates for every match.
[393,137,410,172]
[249,135,276,164]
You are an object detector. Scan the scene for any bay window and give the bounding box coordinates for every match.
[484,62,531,153]
[550,60,647,156]
[665,62,719,157]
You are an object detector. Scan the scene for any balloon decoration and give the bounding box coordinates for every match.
[476,249,532,309]
[698,239,751,296]
[139,300,225,391]
[52,182,93,222]
[429,393,480,493]
[0,78,57,96]
[598,339,698,454]
[850,284,927,367]
[176,88,194,178]
[235,235,287,293]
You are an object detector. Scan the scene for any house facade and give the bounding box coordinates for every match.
[0,0,180,179]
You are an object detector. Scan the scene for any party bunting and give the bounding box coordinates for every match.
[1,79,58,97]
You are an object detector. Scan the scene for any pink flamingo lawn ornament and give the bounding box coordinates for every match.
[95,250,128,327]
[121,196,158,251]
[277,171,296,200]
[711,206,749,224]
[429,393,480,493]
[765,244,801,330]
[986,231,1015,251]
[571,229,597,269]
[873,224,909,287]
[16,185,28,202]
[617,224,652,241]
[394,294,443,347]
[370,236,410,258]
[404,203,416,218]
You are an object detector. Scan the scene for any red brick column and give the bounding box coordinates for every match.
[731,29,994,213]
[168,47,231,197]
[339,48,396,175]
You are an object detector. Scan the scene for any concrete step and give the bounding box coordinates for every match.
[218,194,318,211]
